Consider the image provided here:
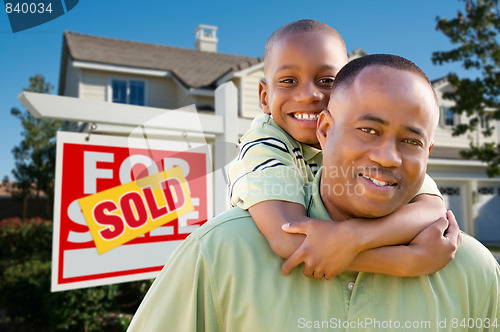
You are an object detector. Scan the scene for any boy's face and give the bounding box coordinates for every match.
[260,31,348,148]
[317,66,438,219]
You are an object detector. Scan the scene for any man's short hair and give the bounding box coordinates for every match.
[264,19,345,72]
[331,54,438,105]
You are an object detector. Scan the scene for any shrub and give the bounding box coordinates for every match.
[0,218,151,331]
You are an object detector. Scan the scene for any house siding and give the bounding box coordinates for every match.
[80,70,108,102]
[433,85,499,148]
[147,76,180,109]
[240,69,264,119]
[176,89,198,109]
[63,60,79,98]
[79,70,188,109]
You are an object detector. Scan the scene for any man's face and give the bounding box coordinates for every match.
[260,31,348,148]
[317,66,438,219]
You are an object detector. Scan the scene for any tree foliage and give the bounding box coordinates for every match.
[10,74,64,218]
[432,0,500,177]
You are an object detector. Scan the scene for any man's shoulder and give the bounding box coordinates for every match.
[453,232,500,277]
[188,207,258,241]
[184,207,271,265]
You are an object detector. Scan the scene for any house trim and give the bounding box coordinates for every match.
[215,62,264,86]
[73,59,214,98]
[18,91,224,135]
[73,60,171,77]
[428,158,486,167]
[77,69,82,98]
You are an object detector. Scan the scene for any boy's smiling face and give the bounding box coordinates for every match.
[260,31,348,148]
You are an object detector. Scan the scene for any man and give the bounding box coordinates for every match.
[127,55,500,331]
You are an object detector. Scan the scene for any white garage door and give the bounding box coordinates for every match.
[437,182,469,234]
[475,183,500,244]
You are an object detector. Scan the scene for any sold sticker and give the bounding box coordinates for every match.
[79,166,193,255]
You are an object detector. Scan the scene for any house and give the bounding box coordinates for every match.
[428,77,500,245]
[58,25,264,121]
[57,26,500,245]
[0,181,49,219]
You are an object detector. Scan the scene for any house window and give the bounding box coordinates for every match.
[439,187,461,196]
[478,187,494,195]
[111,79,145,106]
[480,114,490,131]
[443,107,455,126]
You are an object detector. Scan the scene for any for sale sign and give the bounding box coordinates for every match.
[52,131,212,291]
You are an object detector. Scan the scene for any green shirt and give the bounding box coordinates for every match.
[228,114,441,210]
[128,171,500,332]
[228,113,322,209]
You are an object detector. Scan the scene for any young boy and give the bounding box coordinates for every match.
[228,19,458,279]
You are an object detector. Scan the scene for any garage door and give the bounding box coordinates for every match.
[437,182,469,234]
[475,183,500,244]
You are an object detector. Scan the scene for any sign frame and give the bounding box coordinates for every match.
[51,131,213,291]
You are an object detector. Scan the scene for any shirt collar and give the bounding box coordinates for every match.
[267,115,322,160]
[304,167,332,221]
[301,143,322,161]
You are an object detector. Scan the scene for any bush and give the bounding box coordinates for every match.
[0,218,151,331]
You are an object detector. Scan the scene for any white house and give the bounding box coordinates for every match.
[57,26,500,245]
[58,25,264,121]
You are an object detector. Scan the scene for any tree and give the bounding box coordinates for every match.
[432,0,500,177]
[11,74,64,218]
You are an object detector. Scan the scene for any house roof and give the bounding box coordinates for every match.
[347,48,368,60]
[59,31,263,94]
[0,182,47,198]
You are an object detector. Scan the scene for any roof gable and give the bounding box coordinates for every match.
[60,31,262,92]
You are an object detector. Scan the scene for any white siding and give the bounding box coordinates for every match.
[80,70,108,102]
[147,76,180,109]
[433,84,499,148]
[176,90,197,109]
[239,68,264,119]
[63,59,79,97]
[80,71,188,110]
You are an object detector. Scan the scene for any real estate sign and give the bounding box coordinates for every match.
[52,131,212,291]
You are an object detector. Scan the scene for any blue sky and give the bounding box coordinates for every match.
[0,0,470,180]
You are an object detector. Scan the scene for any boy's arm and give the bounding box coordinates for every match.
[249,201,366,278]
[355,173,446,249]
[248,201,306,258]
[347,211,461,276]
[354,193,447,249]
[281,194,449,278]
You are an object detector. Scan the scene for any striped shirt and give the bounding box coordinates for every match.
[228,114,322,209]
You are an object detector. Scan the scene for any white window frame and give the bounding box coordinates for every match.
[480,114,491,131]
[107,77,148,106]
[440,106,459,128]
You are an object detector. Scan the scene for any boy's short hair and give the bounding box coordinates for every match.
[331,54,438,106]
[264,19,346,72]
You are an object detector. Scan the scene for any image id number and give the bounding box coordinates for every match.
[451,317,498,329]
[5,2,53,14]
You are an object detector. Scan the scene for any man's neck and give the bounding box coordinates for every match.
[319,185,352,222]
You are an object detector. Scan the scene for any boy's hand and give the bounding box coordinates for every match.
[404,210,462,276]
[280,219,361,280]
